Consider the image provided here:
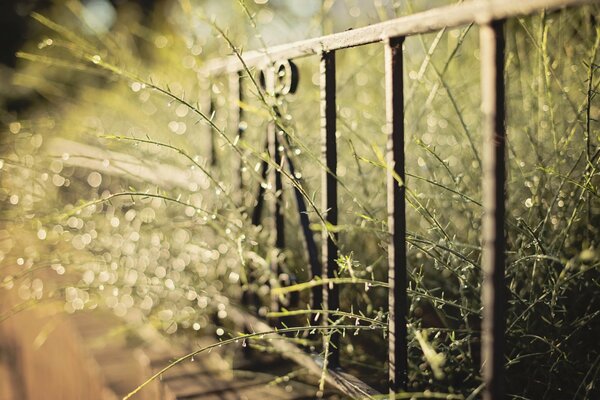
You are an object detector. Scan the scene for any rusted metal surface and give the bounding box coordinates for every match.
[264,66,286,315]
[250,138,269,227]
[201,0,594,75]
[320,50,339,368]
[230,71,244,194]
[285,153,322,311]
[198,80,218,166]
[480,20,507,400]
[385,35,408,394]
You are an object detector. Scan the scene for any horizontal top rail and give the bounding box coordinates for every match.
[200,0,595,75]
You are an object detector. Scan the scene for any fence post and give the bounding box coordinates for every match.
[265,65,286,316]
[199,81,217,166]
[230,71,245,195]
[285,155,322,310]
[385,36,408,394]
[480,19,507,400]
[320,50,339,367]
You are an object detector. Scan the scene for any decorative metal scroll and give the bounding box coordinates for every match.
[244,60,322,318]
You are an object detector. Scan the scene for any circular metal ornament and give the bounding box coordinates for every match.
[259,59,299,96]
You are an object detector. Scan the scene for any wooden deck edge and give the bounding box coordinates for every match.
[227,307,381,399]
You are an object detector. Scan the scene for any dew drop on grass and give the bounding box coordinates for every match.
[190,355,194,362]
[52,175,65,187]
[87,171,102,188]
[131,82,142,92]
[37,38,53,49]
[242,339,247,347]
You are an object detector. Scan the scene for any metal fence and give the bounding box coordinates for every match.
[200,0,597,398]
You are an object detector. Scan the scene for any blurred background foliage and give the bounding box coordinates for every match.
[1,0,599,398]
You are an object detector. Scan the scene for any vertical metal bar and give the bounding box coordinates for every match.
[480,20,506,400]
[285,153,322,311]
[251,153,268,226]
[320,50,339,367]
[230,71,245,306]
[209,98,217,166]
[230,71,245,194]
[245,143,268,314]
[273,131,285,259]
[231,72,260,315]
[266,67,285,315]
[385,36,407,394]
[200,82,216,166]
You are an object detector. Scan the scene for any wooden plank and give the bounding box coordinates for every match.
[45,138,210,191]
[228,307,380,399]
